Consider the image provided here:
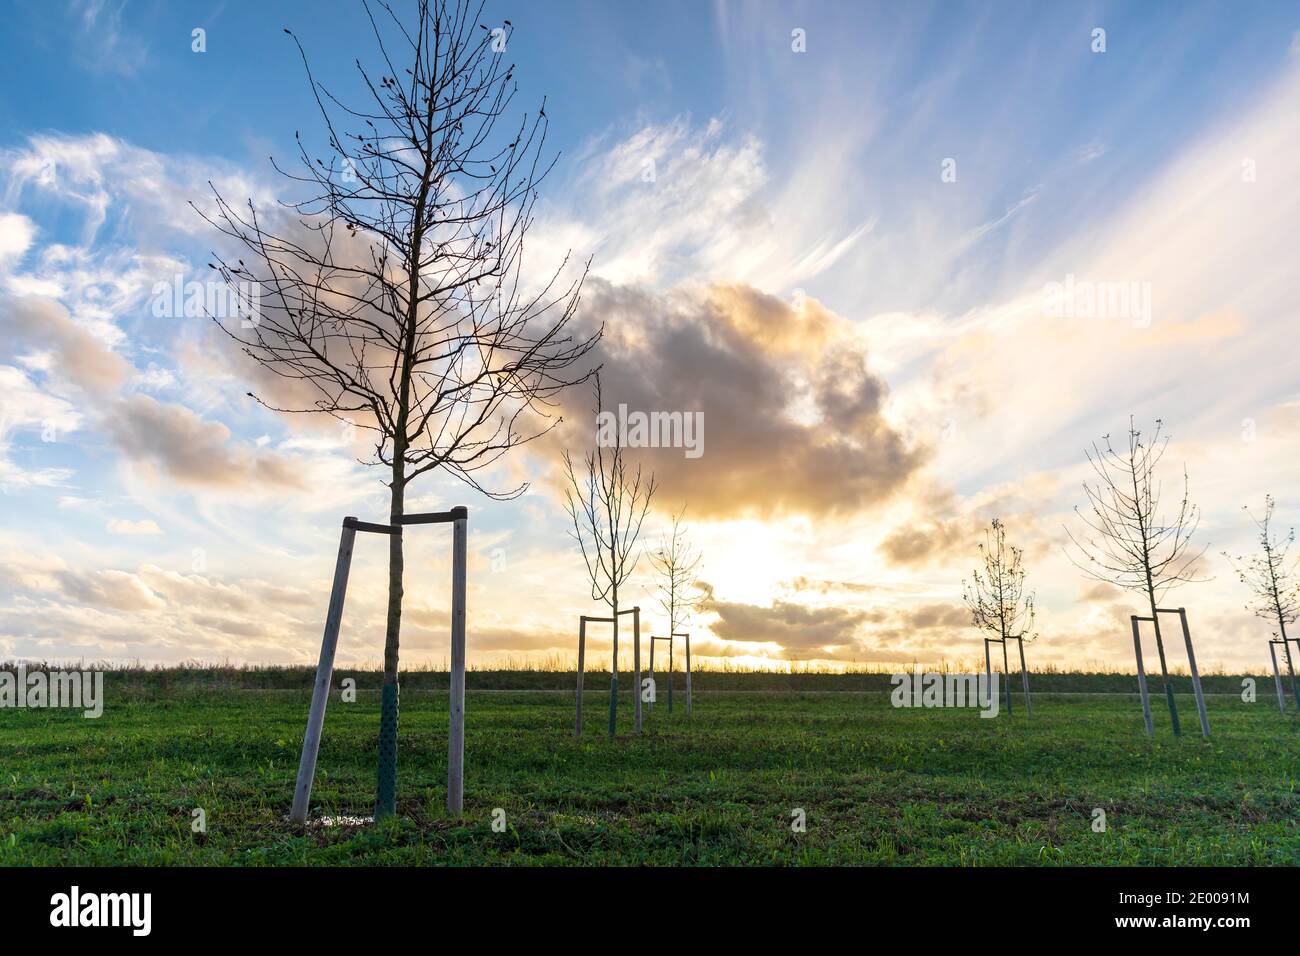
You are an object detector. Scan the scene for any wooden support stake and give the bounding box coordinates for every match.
[667,634,674,713]
[647,633,655,714]
[1016,636,1032,717]
[291,521,357,824]
[1174,608,1210,738]
[446,510,467,815]
[1269,641,1285,715]
[1132,616,1154,736]
[1000,637,1012,715]
[1283,638,1300,714]
[984,639,992,705]
[576,617,587,736]
[633,607,642,734]
[685,633,692,718]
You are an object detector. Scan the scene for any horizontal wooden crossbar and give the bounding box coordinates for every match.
[1134,608,1188,622]
[578,607,638,625]
[342,507,468,535]
[342,517,399,535]
[400,506,469,525]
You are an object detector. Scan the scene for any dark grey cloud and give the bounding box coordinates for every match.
[553,280,925,520]
[1,296,131,395]
[53,568,161,613]
[2,295,303,491]
[104,393,302,489]
[901,602,969,630]
[878,519,971,566]
[708,597,869,656]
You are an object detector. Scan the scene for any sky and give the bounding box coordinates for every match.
[1,0,1299,674]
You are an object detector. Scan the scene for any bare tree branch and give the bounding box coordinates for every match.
[1225,495,1300,641]
[963,517,1036,643]
[649,506,705,636]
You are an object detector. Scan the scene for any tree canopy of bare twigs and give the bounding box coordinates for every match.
[649,507,705,637]
[1066,418,1207,599]
[1225,495,1300,641]
[194,0,599,812]
[1065,417,1207,734]
[563,377,657,732]
[963,518,1036,643]
[563,378,658,617]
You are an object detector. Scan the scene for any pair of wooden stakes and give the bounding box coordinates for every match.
[1267,635,1300,715]
[575,609,691,735]
[983,635,1032,715]
[290,508,468,825]
[1129,606,1211,738]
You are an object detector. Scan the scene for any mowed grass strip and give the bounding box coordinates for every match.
[2,687,1297,865]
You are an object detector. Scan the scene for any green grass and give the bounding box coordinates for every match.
[3,680,1298,865]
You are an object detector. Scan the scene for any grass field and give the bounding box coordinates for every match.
[3,673,1299,865]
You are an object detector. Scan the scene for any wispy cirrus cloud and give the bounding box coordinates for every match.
[68,0,149,76]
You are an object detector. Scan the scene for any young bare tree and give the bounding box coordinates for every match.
[563,379,657,736]
[1225,495,1300,711]
[962,518,1035,713]
[195,0,599,816]
[649,507,705,637]
[648,507,704,709]
[1066,417,1207,735]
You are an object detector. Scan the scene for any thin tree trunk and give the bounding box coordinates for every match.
[384,477,406,683]
[375,243,415,815]
[375,466,405,817]
[1132,455,1180,737]
[1147,589,1181,736]
[608,594,619,736]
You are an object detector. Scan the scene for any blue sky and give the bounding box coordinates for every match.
[3,1,1292,327]
[5,1,1291,318]
[2,1,1300,671]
